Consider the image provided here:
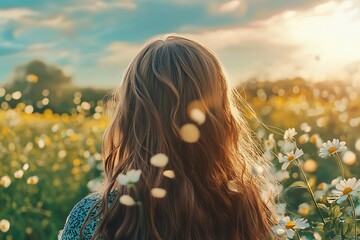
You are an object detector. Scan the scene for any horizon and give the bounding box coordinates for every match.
[1,0,360,88]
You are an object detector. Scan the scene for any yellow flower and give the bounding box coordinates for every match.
[0,176,11,188]
[0,219,10,232]
[27,176,39,185]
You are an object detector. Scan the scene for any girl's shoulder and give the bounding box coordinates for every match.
[60,191,118,240]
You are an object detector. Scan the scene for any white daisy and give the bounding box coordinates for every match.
[272,216,310,239]
[264,133,275,150]
[319,139,347,158]
[116,169,141,186]
[279,148,304,170]
[298,203,310,216]
[284,128,297,141]
[274,170,290,182]
[331,177,360,204]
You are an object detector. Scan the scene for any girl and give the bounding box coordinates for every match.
[60,35,279,240]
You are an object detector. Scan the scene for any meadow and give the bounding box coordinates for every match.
[0,78,359,239]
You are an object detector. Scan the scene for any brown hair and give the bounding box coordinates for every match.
[82,35,279,240]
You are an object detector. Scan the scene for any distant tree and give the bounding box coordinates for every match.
[1,60,111,114]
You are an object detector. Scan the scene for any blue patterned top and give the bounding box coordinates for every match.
[59,191,117,240]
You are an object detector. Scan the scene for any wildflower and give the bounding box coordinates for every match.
[116,169,141,186]
[14,169,24,179]
[27,176,39,185]
[163,170,175,179]
[150,153,169,168]
[264,133,275,150]
[278,140,296,154]
[298,134,309,144]
[179,123,200,143]
[274,170,290,182]
[300,122,311,133]
[314,182,330,199]
[151,188,167,198]
[119,195,136,206]
[0,176,11,188]
[309,134,318,144]
[23,163,29,171]
[319,139,347,158]
[0,219,10,233]
[310,134,323,148]
[284,128,297,141]
[272,216,310,239]
[298,203,310,216]
[279,148,304,170]
[331,177,360,204]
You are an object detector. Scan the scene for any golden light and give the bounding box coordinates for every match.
[11,91,22,100]
[0,88,5,97]
[151,188,167,198]
[179,123,200,143]
[24,105,34,114]
[303,159,318,173]
[342,151,356,165]
[187,100,207,125]
[355,139,360,152]
[26,74,38,83]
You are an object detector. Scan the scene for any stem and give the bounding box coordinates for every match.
[334,153,345,179]
[295,230,301,240]
[129,184,144,230]
[349,197,357,240]
[297,161,326,227]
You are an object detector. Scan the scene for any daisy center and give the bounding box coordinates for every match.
[328,146,337,154]
[287,155,295,161]
[342,187,352,195]
[285,221,296,229]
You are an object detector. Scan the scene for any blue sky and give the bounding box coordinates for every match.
[1,0,359,87]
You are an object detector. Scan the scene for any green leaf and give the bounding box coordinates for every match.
[325,220,334,232]
[331,205,343,219]
[285,181,307,191]
[318,203,330,216]
[341,222,351,236]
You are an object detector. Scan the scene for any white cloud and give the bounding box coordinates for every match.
[210,0,247,16]
[65,0,136,12]
[99,0,360,86]
[0,8,36,20]
[181,0,360,84]
[99,42,141,65]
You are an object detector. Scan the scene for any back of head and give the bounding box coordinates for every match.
[85,35,278,240]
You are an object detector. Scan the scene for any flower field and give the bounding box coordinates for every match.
[0,104,107,239]
[0,78,360,239]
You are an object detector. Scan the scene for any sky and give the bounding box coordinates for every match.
[0,0,360,88]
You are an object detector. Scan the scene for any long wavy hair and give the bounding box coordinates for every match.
[81,35,279,240]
